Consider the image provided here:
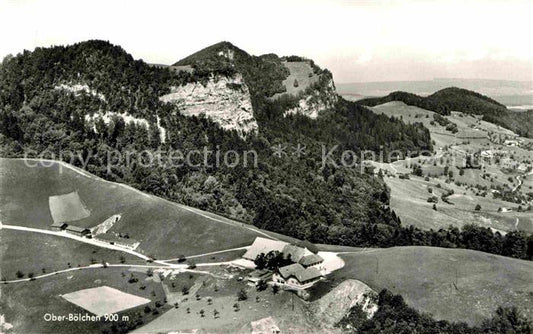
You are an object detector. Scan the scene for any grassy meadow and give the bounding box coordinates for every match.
[0,158,273,259]
[329,247,533,325]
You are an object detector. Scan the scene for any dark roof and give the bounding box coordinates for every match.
[278,263,305,279]
[278,263,322,283]
[51,222,68,227]
[282,244,307,262]
[66,225,89,233]
[296,267,321,282]
[299,254,324,266]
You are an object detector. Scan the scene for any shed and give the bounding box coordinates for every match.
[66,225,90,236]
[51,222,68,231]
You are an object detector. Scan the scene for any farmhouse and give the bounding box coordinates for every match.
[242,237,288,260]
[65,225,90,237]
[273,263,322,289]
[243,237,324,269]
[51,222,68,231]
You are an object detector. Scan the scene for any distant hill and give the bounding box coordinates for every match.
[336,78,533,103]
[358,87,533,138]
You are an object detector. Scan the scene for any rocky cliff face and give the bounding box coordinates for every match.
[159,74,258,137]
[311,279,377,328]
[284,76,338,119]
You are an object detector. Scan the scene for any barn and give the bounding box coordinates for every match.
[65,225,90,237]
[242,237,288,260]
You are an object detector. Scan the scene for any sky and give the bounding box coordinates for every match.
[1,0,532,83]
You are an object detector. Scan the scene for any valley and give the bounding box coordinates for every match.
[364,101,533,234]
[0,39,531,334]
[1,157,532,333]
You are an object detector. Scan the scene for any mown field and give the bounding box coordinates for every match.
[0,158,281,259]
[0,268,168,334]
[327,247,533,325]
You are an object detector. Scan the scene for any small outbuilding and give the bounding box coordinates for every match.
[51,222,68,231]
[65,225,90,237]
[246,269,272,286]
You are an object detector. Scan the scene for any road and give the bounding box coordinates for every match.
[1,223,348,284]
[1,223,153,262]
[163,246,249,262]
[0,222,256,279]
[512,169,533,192]
[8,158,282,242]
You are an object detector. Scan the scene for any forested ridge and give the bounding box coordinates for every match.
[1,40,532,261]
[358,87,533,138]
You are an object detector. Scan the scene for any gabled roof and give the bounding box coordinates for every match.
[296,267,321,283]
[66,225,89,233]
[278,263,305,279]
[299,254,324,266]
[243,237,288,260]
[278,263,322,283]
[282,244,309,262]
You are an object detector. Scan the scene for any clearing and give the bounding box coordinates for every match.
[0,158,285,259]
[61,286,150,316]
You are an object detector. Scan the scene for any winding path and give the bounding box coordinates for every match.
[1,223,153,262]
[7,158,281,242]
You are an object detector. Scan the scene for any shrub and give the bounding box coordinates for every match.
[256,279,268,291]
[237,289,248,301]
[427,196,438,203]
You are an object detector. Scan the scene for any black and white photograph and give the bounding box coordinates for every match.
[0,0,532,333]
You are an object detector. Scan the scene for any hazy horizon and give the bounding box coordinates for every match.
[1,0,532,83]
